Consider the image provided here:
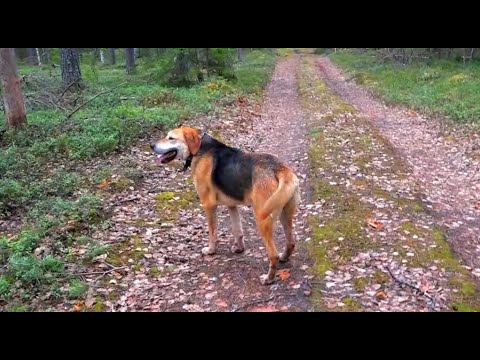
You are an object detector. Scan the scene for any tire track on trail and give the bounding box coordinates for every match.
[315,56,480,281]
[299,54,480,312]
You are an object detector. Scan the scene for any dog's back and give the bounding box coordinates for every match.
[197,134,299,213]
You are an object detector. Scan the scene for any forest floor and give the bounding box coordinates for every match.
[3,51,480,312]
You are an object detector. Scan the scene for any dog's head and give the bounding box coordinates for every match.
[150,126,201,165]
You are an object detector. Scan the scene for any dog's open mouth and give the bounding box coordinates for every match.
[156,150,177,165]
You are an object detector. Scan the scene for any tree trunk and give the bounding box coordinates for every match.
[139,48,151,58]
[196,48,209,65]
[169,49,193,85]
[26,48,38,65]
[40,48,50,64]
[125,48,135,74]
[236,48,244,62]
[99,49,105,64]
[156,48,166,56]
[35,48,42,66]
[94,48,100,61]
[14,48,27,61]
[60,48,82,88]
[0,48,27,129]
[108,48,116,65]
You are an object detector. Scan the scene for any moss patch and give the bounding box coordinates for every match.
[92,298,105,312]
[395,197,425,214]
[334,103,356,114]
[110,177,135,192]
[340,296,363,312]
[353,277,369,292]
[148,266,161,277]
[373,270,389,284]
[373,187,391,199]
[155,190,198,221]
[106,236,145,268]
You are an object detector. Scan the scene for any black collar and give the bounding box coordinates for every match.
[181,131,207,172]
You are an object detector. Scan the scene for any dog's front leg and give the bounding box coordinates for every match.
[228,206,245,254]
[201,205,218,255]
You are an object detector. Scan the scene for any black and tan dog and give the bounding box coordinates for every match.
[151,126,300,284]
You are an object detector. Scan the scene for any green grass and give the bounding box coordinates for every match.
[330,50,480,125]
[0,49,277,310]
[68,279,88,299]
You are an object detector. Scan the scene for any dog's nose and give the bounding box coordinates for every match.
[150,143,156,150]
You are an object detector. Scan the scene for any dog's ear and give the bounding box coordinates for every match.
[183,128,201,156]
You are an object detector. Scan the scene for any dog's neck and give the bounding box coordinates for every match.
[182,131,208,172]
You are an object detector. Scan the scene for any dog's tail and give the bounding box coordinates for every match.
[259,168,299,221]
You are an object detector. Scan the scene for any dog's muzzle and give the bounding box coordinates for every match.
[152,143,179,165]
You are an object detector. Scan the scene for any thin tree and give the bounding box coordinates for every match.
[60,48,82,89]
[0,48,27,128]
[108,48,116,65]
[236,48,244,62]
[26,48,38,65]
[125,48,135,74]
[41,48,50,64]
[35,48,42,66]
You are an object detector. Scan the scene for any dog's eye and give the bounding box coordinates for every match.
[168,137,174,140]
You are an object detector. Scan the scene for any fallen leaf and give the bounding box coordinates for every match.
[205,291,217,300]
[73,302,83,312]
[375,291,387,301]
[214,299,228,308]
[367,218,384,230]
[277,269,290,280]
[248,305,278,312]
[420,282,433,293]
[475,202,480,210]
[98,179,109,189]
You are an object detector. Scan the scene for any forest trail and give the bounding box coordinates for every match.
[68,53,480,312]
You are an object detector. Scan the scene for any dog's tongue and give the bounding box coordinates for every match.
[155,155,165,165]
[156,151,176,165]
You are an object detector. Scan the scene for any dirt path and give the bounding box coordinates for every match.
[69,55,314,312]
[315,57,480,279]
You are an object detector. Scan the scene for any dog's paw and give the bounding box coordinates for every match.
[230,245,245,254]
[201,247,216,256]
[259,274,275,285]
[279,252,290,263]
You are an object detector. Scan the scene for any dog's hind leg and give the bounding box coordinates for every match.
[280,197,296,262]
[279,194,299,262]
[202,205,218,255]
[253,207,280,285]
[228,206,245,254]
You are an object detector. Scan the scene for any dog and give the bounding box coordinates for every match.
[151,125,300,285]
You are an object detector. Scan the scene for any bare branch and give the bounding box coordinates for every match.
[65,82,127,119]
